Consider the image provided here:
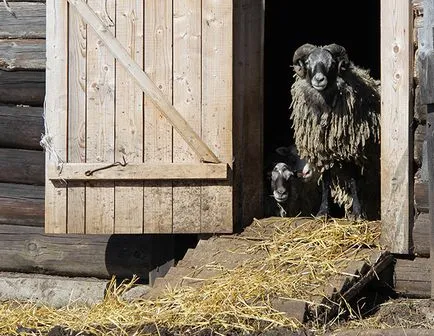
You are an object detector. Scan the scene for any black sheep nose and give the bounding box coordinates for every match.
[276,187,285,195]
[314,73,325,84]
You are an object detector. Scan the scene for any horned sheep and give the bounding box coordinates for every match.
[290,43,381,220]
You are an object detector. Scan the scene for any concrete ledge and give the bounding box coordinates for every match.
[0,272,151,308]
[0,272,110,307]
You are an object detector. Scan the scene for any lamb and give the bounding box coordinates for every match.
[290,43,381,220]
[265,145,321,218]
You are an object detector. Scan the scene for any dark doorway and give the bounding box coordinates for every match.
[264,1,381,155]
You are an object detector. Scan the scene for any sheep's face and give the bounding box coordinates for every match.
[271,162,294,203]
[305,49,337,91]
[293,43,349,92]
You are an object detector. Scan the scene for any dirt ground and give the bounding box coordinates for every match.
[358,298,434,328]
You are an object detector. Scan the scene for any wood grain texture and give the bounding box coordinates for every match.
[0,105,44,150]
[85,0,115,234]
[414,212,430,257]
[232,0,264,231]
[418,0,434,105]
[0,70,45,106]
[414,181,429,213]
[0,183,44,226]
[380,0,414,253]
[67,0,219,164]
[417,0,434,298]
[48,163,228,181]
[143,0,173,233]
[45,0,67,233]
[114,0,144,233]
[0,39,45,71]
[67,5,87,234]
[0,148,44,185]
[201,0,233,233]
[394,257,430,298]
[172,0,202,233]
[0,2,45,39]
[0,225,174,281]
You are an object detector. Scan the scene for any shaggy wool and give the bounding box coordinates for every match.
[290,66,381,218]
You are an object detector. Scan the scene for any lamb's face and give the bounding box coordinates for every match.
[305,49,337,91]
[271,162,293,203]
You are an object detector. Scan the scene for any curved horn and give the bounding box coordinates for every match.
[292,43,316,78]
[324,43,350,73]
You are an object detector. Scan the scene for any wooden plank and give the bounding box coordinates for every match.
[232,0,264,231]
[418,0,434,105]
[380,0,413,253]
[415,181,429,213]
[48,163,228,181]
[428,106,434,294]
[418,0,434,298]
[414,212,430,257]
[0,224,174,281]
[0,148,44,185]
[0,2,45,39]
[414,123,425,170]
[0,183,44,227]
[45,0,67,233]
[67,4,87,234]
[0,105,44,150]
[85,0,115,234]
[394,257,430,298]
[0,39,45,71]
[0,70,45,106]
[114,0,144,233]
[143,0,173,233]
[67,0,220,164]
[172,0,202,233]
[201,0,233,233]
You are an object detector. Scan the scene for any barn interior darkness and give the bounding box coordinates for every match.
[264,1,381,156]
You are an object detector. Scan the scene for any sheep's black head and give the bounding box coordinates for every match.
[269,145,314,204]
[270,162,294,203]
[292,43,350,91]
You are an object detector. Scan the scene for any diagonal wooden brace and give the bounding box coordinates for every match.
[66,0,221,164]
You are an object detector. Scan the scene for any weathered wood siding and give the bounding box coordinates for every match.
[417,0,434,297]
[380,0,414,254]
[0,0,263,278]
[45,0,263,235]
[0,0,173,280]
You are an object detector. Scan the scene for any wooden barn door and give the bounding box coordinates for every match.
[380,0,414,254]
[45,0,233,234]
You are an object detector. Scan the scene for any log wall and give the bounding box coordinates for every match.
[0,0,175,282]
[0,0,263,281]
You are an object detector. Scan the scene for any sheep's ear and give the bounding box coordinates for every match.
[275,146,292,156]
[292,43,316,78]
[324,43,350,74]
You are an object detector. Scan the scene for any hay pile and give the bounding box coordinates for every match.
[0,217,383,336]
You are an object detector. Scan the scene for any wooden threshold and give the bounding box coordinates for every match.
[48,163,229,181]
